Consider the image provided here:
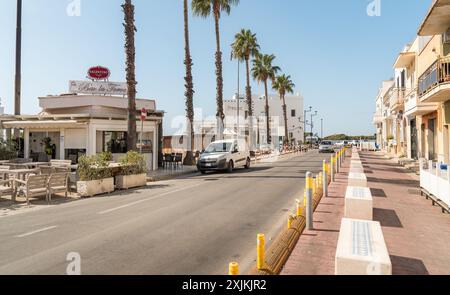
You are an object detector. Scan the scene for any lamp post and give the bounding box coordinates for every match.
[320,118,323,140]
[310,111,318,147]
[304,106,312,143]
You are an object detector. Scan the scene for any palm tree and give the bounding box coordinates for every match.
[192,0,239,140]
[273,74,295,145]
[183,0,196,165]
[123,0,137,151]
[231,29,259,151]
[252,53,280,145]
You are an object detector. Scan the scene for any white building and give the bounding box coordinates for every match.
[0,85,164,171]
[224,93,305,146]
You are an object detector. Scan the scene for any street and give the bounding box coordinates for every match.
[0,151,330,275]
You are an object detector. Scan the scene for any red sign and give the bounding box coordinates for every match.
[141,108,147,121]
[87,66,110,80]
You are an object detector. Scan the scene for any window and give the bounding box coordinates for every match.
[291,110,296,117]
[103,131,128,153]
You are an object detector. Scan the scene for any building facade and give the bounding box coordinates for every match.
[224,93,305,146]
[373,0,450,164]
[0,93,164,171]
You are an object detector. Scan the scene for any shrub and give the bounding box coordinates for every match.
[119,151,147,176]
[0,139,18,160]
[77,152,113,181]
[97,151,113,162]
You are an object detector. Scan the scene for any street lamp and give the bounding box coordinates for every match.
[320,118,323,139]
[310,111,318,146]
[303,106,312,143]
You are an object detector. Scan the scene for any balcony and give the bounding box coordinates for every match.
[372,112,384,125]
[418,56,450,102]
[387,88,407,112]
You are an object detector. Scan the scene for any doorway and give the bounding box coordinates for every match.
[428,119,436,160]
[411,119,418,160]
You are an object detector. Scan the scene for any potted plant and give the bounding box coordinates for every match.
[42,137,53,161]
[76,152,115,197]
[115,151,147,190]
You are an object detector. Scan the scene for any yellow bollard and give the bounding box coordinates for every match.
[312,177,317,197]
[296,199,302,217]
[288,215,294,229]
[257,234,265,270]
[229,262,239,275]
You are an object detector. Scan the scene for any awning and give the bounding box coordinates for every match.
[393,52,416,69]
[418,0,450,36]
[2,120,86,129]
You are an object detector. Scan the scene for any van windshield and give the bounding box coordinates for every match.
[205,142,232,153]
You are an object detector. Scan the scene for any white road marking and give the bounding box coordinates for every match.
[16,226,58,238]
[98,182,205,215]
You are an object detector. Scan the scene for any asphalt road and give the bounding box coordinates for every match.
[0,150,331,275]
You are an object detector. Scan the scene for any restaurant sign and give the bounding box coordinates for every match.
[69,80,128,96]
[87,66,111,80]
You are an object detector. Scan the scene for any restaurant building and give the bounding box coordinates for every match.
[0,74,164,171]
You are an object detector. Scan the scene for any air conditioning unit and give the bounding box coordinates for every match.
[443,29,450,44]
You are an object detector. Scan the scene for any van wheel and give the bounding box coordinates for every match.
[200,170,207,175]
[227,161,234,173]
[244,158,251,169]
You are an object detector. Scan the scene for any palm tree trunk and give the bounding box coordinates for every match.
[123,0,137,152]
[264,80,271,144]
[213,7,224,140]
[183,0,196,165]
[14,0,22,140]
[282,95,289,145]
[245,58,254,152]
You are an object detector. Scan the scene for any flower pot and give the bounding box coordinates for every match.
[77,178,115,197]
[115,174,147,190]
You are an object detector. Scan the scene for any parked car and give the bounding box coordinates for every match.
[319,141,335,153]
[257,144,272,155]
[197,140,251,174]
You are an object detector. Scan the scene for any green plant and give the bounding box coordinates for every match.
[97,151,113,162]
[77,152,113,181]
[42,137,53,155]
[0,139,18,160]
[387,135,395,141]
[119,151,147,176]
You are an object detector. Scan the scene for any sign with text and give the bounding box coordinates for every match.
[69,80,128,96]
[87,66,110,80]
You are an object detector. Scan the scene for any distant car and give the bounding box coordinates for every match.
[319,141,335,153]
[257,144,272,155]
[197,140,251,174]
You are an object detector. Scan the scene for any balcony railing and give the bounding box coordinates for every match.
[387,88,407,110]
[418,56,450,97]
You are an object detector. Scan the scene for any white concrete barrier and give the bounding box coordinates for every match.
[345,186,373,220]
[335,218,392,275]
[350,160,364,173]
[348,172,367,187]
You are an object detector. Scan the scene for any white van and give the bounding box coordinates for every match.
[197,140,251,174]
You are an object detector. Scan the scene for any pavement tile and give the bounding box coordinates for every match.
[281,151,450,275]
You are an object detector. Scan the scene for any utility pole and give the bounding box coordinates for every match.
[14,0,22,139]
[310,111,318,147]
[321,118,323,139]
[304,106,312,143]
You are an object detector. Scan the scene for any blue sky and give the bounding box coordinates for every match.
[0,0,431,136]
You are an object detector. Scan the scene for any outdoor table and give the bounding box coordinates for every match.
[0,168,40,202]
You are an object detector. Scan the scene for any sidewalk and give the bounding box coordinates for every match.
[282,151,450,275]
